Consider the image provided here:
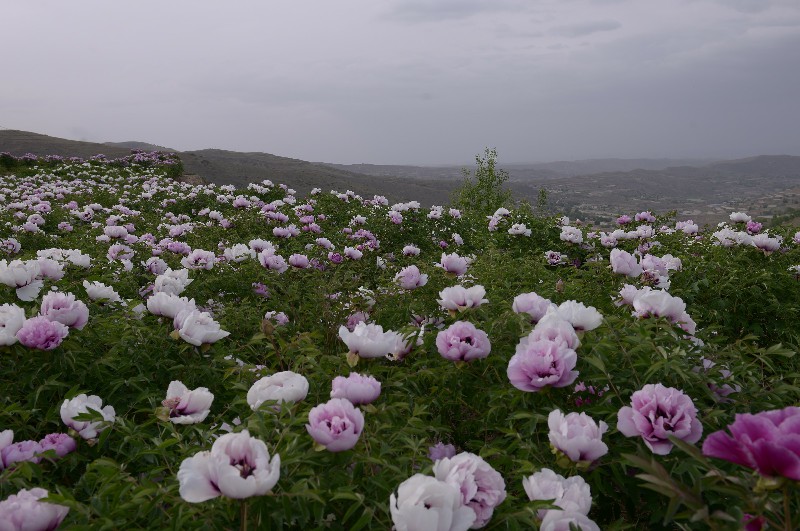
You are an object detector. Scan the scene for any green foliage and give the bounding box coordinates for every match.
[452,147,514,218]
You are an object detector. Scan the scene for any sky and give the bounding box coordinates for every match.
[2,0,799,165]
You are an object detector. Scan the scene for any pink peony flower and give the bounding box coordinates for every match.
[174,310,230,346]
[40,291,89,330]
[306,398,364,452]
[178,430,280,502]
[330,373,381,405]
[1,440,43,468]
[16,317,69,350]
[436,321,491,362]
[38,433,77,458]
[512,292,555,323]
[617,384,702,455]
[0,488,69,531]
[163,381,214,424]
[540,510,600,531]
[548,409,608,465]
[433,452,507,528]
[609,248,643,277]
[438,252,469,276]
[507,336,578,392]
[395,265,428,290]
[428,442,457,462]
[702,406,800,480]
[288,253,310,269]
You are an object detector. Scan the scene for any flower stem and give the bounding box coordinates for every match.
[784,485,792,531]
[240,500,248,531]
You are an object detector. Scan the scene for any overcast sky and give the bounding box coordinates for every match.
[2,0,799,164]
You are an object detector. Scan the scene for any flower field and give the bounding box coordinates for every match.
[0,152,799,530]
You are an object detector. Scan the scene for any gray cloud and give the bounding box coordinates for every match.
[550,19,622,37]
[386,0,524,22]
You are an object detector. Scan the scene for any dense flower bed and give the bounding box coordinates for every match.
[0,157,798,529]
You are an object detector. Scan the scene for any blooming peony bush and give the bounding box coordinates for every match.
[0,153,799,528]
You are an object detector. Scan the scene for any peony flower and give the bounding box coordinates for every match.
[0,303,26,346]
[1,439,43,468]
[548,409,608,466]
[288,253,310,269]
[16,317,69,351]
[40,291,89,330]
[0,259,42,301]
[163,381,214,424]
[330,373,381,405]
[529,312,580,350]
[178,430,280,502]
[438,252,469,276]
[83,280,122,304]
[395,265,429,290]
[0,488,69,531]
[247,371,309,410]
[730,212,751,223]
[153,268,193,295]
[512,292,555,324]
[522,468,592,519]
[609,248,643,277]
[174,310,230,346]
[631,290,686,322]
[147,292,197,319]
[60,393,116,440]
[617,384,702,455]
[428,442,457,462]
[306,398,364,452]
[433,452,507,528]
[560,226,583,244]
[180,249,216,270]
[556,301,602,332]
[540,510,600,531]
[436,321,491,362]
[390,474,476,531]
[507,336,578,392]
[38,433,77,458]
[702,406,800,480]
[437,285,488,312]
[338,322,396,359]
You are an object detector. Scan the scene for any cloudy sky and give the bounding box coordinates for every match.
[2,0,799,164]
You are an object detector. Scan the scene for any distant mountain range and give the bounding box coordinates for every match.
[3,129,800,225]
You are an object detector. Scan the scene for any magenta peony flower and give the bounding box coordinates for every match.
[330,373,381,405]
[436,321,491,362]
[38,433,77,458]
[1,440,43,468]
[617,384,702,455]
[306,398,364,452]
[433,452,507,528]
[0,488,69,531]
[702,406,800,481]
[40,291,89,330]
[178,430,280,502]
[548,409,608,466]
[507,336,578,392]
[428,442,457,462]
[16,317,69,351]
